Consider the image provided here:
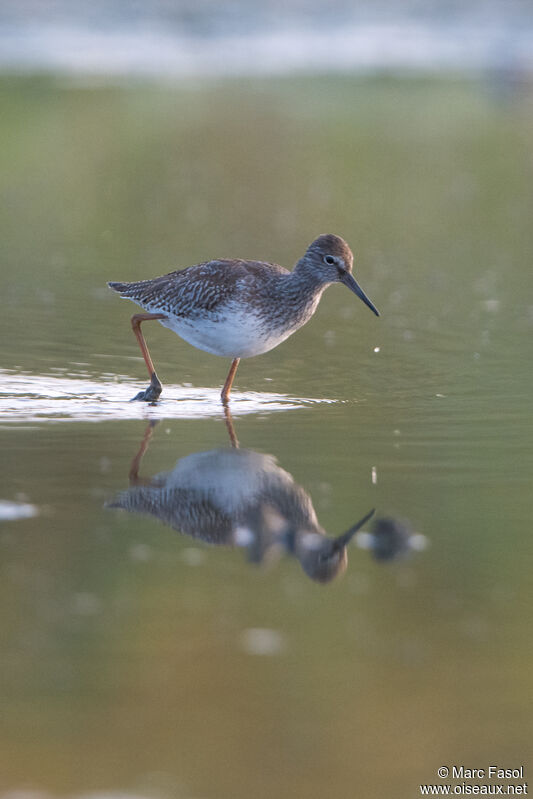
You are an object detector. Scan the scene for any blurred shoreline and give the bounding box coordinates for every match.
[1,17,533,80]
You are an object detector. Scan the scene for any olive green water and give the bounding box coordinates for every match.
[1,75,532,798]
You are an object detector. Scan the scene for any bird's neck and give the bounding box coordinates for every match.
[255,263,327,334]
[284,259,329,304]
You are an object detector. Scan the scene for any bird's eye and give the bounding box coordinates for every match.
[324,255,336,265]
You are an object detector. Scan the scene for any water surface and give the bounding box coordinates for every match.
[0,75,532,799]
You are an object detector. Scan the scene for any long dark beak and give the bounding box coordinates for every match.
[341,272,380,317]
[331,508,375,553]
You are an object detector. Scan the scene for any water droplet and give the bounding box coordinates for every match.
[240,628,286,656]
[72,592,102,616]
[181,547,206,567]
[99,456,112,474]
[129,543,152,562]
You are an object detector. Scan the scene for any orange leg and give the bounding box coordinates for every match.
[129,421,159,484]
[223,404,239,448]
[130,312,167,402]
[221,357,240,404]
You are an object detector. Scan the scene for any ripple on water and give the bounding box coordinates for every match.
[0,369,336,423]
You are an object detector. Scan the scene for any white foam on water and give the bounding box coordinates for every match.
[0,500,39,521]
[0,369,335,423]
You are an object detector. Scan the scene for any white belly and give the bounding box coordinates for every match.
[157,308,296,358]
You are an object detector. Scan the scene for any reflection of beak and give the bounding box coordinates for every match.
[341,272,380,317]
[332,508,376,553]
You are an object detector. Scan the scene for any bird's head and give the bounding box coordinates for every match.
[294,508,376,583]
[302,234,380,317]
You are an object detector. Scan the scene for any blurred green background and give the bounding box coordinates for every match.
[1,14,533,799]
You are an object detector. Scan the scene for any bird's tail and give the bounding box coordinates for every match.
[107,276,170,307]
[107,280,155,301]
[108,280,135,296]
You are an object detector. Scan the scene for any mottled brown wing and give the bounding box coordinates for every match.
[108,259,288,318]
[107,486,233,544]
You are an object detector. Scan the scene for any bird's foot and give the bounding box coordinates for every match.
[130,374,162,403]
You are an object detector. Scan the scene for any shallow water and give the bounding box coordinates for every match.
[0,75,532,798]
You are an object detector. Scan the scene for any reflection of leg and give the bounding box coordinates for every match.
[130,313,167,402]
[129,421,159,484]
[221,357,240,404]
[223,404,239,449]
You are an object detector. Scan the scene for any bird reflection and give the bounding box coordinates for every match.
[355,516,428,562]
[107,413,374,583]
